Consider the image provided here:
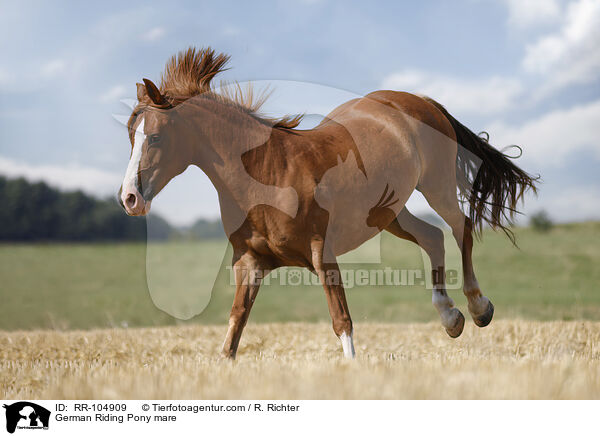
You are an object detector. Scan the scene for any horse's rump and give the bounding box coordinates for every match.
[420,96,538,242]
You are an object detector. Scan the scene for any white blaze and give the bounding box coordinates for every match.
[121,118,145,202]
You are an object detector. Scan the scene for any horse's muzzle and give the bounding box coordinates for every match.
[120,186,151,216]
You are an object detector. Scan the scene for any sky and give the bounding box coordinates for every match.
[0,0,599,226]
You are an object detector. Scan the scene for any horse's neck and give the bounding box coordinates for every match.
[182,101,300,230]
[183,100,272,181]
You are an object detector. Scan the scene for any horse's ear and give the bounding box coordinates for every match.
[143,78,166,106]
[136,82,147,101]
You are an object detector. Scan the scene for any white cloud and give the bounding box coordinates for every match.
[99,85,127,103]
[381,71,523,115]
[553,187,600,220]
[0,157,222,225]
[0,60,66,91]
[40,59,66,78]
[504,0,561,29]
[547,186,600,220]
[523,0,600,92]
[380,0,600,114]
[488,99,600,166]
[141,26,166,41]
[0,156,121,197]
[521,185,600,222]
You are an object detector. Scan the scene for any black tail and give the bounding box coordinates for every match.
[423,97,539,243]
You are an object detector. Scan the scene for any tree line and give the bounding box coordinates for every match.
[0,176,224,241]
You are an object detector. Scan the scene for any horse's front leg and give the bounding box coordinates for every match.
[221,252,267,359]
[311,238,355,358]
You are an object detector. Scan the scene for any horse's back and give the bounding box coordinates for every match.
[317,90,455,145]
[363,90,456,140]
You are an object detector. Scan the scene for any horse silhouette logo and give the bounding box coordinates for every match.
[2,402,50,433]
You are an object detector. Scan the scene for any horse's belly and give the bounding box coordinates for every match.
[314,151,418,257]
[330,222,381,256]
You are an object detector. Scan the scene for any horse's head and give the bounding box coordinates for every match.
[119,79,191,216]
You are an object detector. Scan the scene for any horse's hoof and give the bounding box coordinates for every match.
[473,301,494,327]
[444,308,465,338]
[219,350,237,360]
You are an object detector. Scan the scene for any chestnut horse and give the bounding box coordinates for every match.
[119,48,537,358]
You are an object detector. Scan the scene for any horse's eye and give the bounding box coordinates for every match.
[148,134,160,145]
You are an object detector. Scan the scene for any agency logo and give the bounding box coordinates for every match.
[2,402,50,434]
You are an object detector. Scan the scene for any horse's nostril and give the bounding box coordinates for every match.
[126,193,137,209]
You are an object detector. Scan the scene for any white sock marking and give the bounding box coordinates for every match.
[432,285,458,328]
[432,285,454,311]
[340,331,355,359]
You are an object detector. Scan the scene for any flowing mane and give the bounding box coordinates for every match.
[156,47,303,129]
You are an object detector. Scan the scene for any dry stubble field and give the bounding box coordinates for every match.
[2,224,599,399]
[2,320,600,399]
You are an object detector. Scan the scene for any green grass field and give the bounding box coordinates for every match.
[1,222,599,330]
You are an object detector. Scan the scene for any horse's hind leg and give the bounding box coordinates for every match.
[457,216,494,326]
[386,208,465,338]
[418,176,494,328]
